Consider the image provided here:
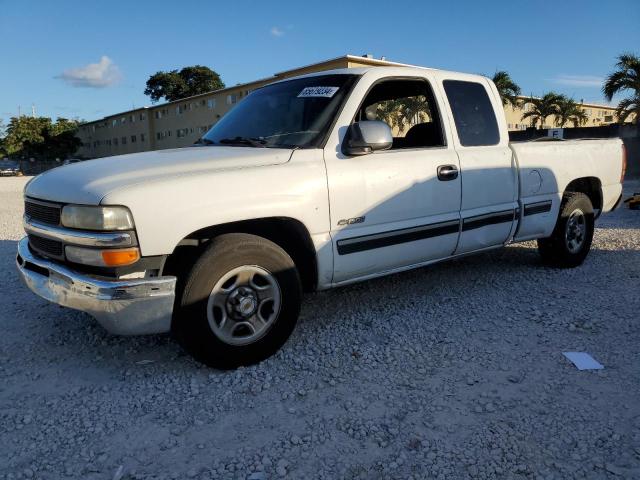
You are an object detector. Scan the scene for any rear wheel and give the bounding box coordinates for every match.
[537,192,594,268]
[174,233,302,369]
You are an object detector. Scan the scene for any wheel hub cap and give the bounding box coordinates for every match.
[206,265,281,346]
[227,287,258,318]
[565,208,586,254]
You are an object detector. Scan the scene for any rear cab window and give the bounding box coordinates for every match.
[443,80,500,147]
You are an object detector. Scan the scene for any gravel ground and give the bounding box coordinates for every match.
[1,176,639,480]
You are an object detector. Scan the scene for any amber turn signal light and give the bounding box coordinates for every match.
[101,248,140,267]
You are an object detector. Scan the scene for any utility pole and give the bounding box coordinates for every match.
[32,104,36,118]
[18,105,21,117]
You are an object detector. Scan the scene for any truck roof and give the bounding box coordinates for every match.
[271,65,490,85]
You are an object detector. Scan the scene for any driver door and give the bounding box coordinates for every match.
[323,75,462,284]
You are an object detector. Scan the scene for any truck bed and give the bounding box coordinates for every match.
[510,137,624,241]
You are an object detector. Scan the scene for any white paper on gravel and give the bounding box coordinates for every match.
[562,352,604,370]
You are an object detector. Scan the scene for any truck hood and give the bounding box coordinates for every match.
[25,146,292,204]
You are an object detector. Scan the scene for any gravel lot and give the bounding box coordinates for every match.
[1,175,639,480]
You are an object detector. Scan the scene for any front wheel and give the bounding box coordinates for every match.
[174,233,302,369]
[537,192,594,268]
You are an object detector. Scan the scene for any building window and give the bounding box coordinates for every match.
[155,111,161,119]
[207,99,216,110]
[139,113,146,121]
[226,94,238,105]
[121,137,126,145]
[112,119,118,127]
[113,138,118,145]
[121,117,126,124]
[157,132,162,140]
[131,135,136,143]
[130,115,135,123]
[140,133,146,142]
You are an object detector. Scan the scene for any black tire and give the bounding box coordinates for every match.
[537,192,594,268]
[174,233,302,369]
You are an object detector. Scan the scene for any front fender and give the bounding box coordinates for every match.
[100,150,331,258]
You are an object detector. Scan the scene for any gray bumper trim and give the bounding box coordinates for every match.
[16,237,176,335]
[24,217,136,247]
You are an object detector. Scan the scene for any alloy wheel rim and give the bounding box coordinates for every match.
[207,265,281,346]
[565,208,586,254]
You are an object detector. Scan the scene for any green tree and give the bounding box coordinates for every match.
[0,119,6,157]
[521,92,563,129]
[3,116,81,159]
[144,65,225,102]
[491,71,521,108]
[3,116,51,158]
[555,96,589,127]
[602,53,640,124]
[48,118,83,159]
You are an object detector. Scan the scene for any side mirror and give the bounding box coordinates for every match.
[342,121,393,156]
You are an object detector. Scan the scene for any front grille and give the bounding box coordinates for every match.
[28,234,63,258]
[25,200,61,225]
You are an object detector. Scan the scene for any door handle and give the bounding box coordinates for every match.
[437,165,459,181]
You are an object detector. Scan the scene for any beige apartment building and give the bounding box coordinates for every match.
[504,98,620,131]
[77,54,621,158]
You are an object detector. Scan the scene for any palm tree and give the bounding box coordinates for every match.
[555,96,589,127]
[374,96,431,133]
[521,93,563,129]
[492,71,522,108]
[602,53,640,124]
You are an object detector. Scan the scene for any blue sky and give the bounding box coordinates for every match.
[1,0,638,124]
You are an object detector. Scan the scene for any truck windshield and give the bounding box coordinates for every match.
[200,74,358,149]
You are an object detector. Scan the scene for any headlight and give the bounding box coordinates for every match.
[61,205,134,231]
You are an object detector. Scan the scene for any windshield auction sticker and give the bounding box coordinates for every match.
[297,86,339,98]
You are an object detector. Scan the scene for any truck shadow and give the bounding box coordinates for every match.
[297,241,640,339]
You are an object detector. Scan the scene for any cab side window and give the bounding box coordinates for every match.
[443,80,500,147]
[356,79,445,149]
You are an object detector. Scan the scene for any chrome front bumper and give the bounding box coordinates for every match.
[16,237,176,335]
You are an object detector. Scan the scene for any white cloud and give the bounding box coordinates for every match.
[270,26,285,37]
[550,75,603,88]
[57,56,122,88]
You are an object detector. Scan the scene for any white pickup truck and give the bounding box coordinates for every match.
[17,66,626,368]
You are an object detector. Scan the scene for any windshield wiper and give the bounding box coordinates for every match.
[218,136,267,148]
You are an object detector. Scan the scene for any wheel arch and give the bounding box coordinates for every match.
[564,177,602,214]
[163,217,319,293]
